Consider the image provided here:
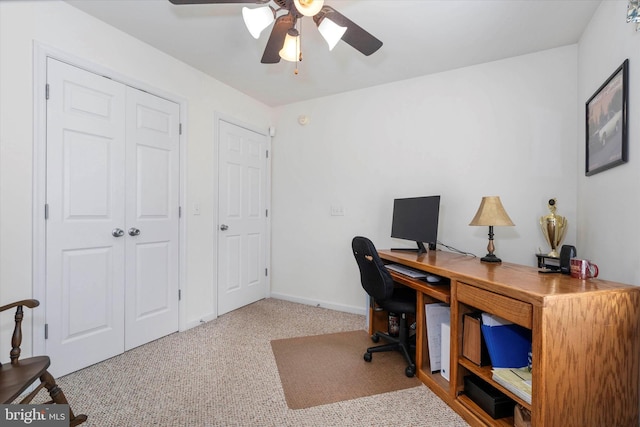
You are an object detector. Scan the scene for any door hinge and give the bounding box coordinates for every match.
[178,289,182,301]
[45,83,49,100]
[44,204,49,220]
[44,323,48,340]
[266,150,269,158]
[179,206,182,218]
[265,209,268,217]
[265,268,268,276]
[179,123,182,135]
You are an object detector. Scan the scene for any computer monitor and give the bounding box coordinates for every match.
[390,195,441,254]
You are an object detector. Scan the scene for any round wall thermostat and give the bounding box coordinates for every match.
[298,115,309,126]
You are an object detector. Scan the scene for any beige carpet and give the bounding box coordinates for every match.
[29,299,469,426]
[271,330,419,409]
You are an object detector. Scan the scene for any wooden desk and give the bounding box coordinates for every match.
[375,249,640,427]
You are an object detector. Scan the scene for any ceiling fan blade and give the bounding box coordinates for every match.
[261,13,295,64]
[168,0,269,4]
[314,5,382,56]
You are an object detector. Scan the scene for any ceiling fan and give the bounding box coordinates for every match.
[168,0,383,65]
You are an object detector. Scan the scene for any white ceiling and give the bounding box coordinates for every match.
[65,0,601,107]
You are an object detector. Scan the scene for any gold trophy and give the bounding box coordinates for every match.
[539,198,567,258]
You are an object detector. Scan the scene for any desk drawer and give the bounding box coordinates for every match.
[457,283,532,329]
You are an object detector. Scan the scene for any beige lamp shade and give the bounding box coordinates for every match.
[469,196,515,227]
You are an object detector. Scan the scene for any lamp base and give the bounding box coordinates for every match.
[480,254,502,263]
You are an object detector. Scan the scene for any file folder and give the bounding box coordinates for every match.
[440,321,450,380]
[480,313,531,368]
[425,303,450,372]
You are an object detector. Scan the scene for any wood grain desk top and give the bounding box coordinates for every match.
[378,249,638,306]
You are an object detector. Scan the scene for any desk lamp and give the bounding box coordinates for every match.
[469,196,514,263]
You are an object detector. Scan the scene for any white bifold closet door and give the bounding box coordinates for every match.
[45,58,180,376]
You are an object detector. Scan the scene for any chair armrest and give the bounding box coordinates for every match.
[0,300,39,364]
[0,299,39,313]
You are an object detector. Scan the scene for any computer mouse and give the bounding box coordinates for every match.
[426,275,441,283]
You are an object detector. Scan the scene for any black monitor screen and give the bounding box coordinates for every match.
[391,196,440,253]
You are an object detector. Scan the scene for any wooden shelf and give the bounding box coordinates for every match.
[457,394,514,427]
[458,357,531,411]
[374,249,640,426]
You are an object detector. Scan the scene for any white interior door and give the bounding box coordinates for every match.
[45,58,127,376]
[217,120,268,315]
[124,87,180,350]
[45,59,180,376]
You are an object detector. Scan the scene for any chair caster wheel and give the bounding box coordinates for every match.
[405,365,415,377]
[371,334,380,343]
[364,352,372,362]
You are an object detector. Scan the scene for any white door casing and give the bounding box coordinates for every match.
[217,119,268,316]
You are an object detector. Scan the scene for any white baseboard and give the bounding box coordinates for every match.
[270,292,367,316]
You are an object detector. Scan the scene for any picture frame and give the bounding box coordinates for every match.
[585,59,629,176]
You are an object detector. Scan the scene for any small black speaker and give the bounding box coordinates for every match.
[560,245,576,274]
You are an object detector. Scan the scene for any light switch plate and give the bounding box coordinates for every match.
[330,205,345,216]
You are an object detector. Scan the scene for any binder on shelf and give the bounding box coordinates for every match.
[440,321,450,380]
[480,313,532,368]
[425,303,450,372]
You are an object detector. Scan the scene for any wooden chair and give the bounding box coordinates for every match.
[0,299,87,426]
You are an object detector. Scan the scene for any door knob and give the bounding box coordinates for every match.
[128,227,141,236]
[220,224,229,231]
[112,228,125,237]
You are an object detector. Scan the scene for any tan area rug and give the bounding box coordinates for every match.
[271,330,420,409]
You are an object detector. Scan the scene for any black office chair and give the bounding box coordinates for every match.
[351,236,416,377]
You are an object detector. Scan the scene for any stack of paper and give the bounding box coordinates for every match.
[492,367,532,404]
[425,303,450,372]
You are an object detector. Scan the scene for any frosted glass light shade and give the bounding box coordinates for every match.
[279,29,300,62]
[242,6,275,39]
[293,0,324,17]
[317,17,347,50]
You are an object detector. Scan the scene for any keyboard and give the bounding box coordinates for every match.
[386,263,427,279]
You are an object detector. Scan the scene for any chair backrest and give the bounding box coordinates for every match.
[351,236,395,302]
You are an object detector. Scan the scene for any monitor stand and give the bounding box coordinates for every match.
[390,241,427,254]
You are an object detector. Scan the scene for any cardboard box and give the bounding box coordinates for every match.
[514,404,532,427]
[462,313,490,366]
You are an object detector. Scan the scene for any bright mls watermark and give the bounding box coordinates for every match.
[1,405,68,426]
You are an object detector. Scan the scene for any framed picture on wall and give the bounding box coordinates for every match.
[585,59,629,176]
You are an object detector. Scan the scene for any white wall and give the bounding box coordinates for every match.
[577,0,640,285]
[0,1,272,341]
[3,0,637,350]
[271,46,579,313]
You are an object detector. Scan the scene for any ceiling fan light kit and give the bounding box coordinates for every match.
[293,0,324,17]
[242,6,275,39]
[169,0,382,68]
[279,28,301,62]
[317,17,346,51]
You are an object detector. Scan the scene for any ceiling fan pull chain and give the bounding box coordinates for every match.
[295,19,301,75]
